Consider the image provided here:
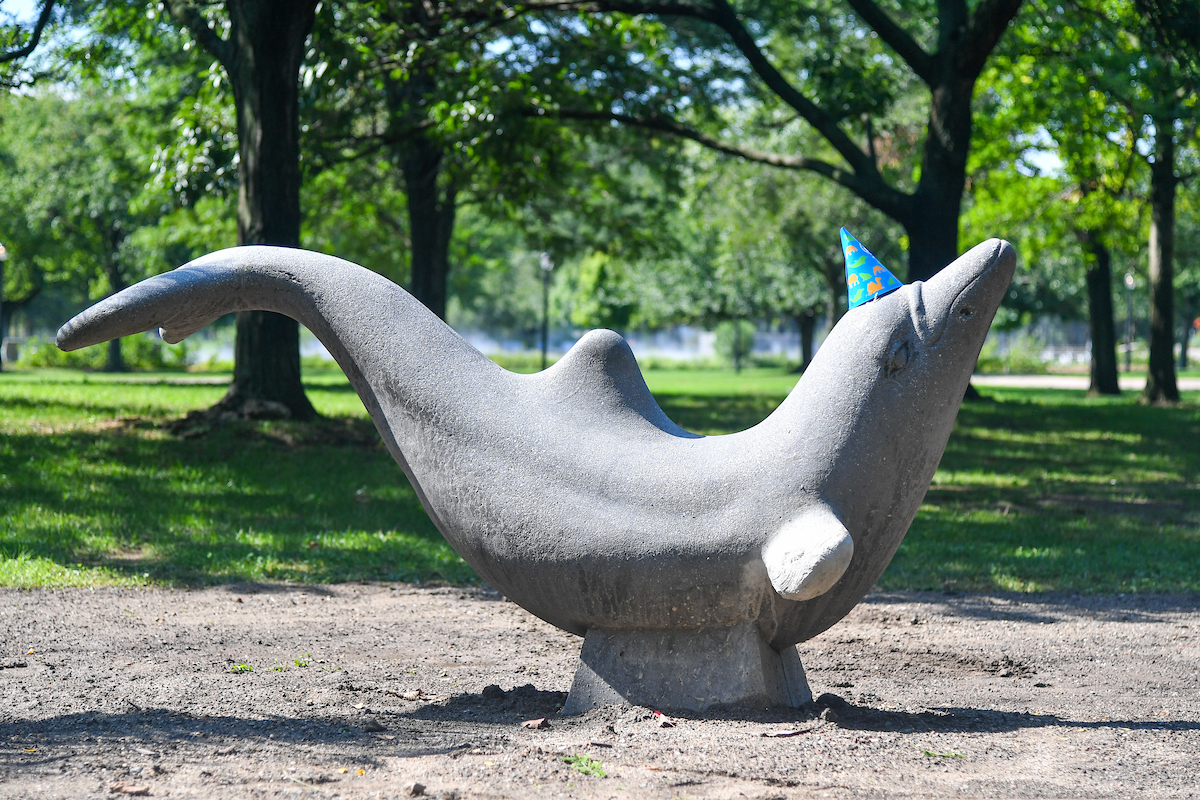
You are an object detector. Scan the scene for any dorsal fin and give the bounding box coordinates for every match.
[539,329,700,439]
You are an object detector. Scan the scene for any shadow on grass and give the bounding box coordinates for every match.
[2,381,1198,592]
[0,419,474,586]
[883,390,1200,593]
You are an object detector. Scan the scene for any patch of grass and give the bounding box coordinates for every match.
[884,386,1200,593]
[0,370,472,587]
[2,367,1198,593]
[563,754,607,777]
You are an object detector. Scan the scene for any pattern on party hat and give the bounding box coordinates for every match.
[841,228,903,310]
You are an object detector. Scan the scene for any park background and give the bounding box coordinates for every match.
[0,0,1197,595]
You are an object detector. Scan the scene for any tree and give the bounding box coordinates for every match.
[0,86,174,371]
[0,0,56,68]
[304,3,692,322]
[155,0,319,418]
[1175,185,1200,369]
[0,0,60,371]
[534,0,1025,282]
[973,15,1149,395]
[1056,1,1197,404]
[977,0,1199,402]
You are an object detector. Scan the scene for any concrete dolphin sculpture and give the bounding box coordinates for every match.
[58,238,1015,712]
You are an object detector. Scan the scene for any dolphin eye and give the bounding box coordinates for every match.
[886,338,912,377]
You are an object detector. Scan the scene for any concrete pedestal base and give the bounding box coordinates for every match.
[562,623,812,714]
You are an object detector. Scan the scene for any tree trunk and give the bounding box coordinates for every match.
[402,137,457,320]
[901,194,962,282]
[216,0,318,420]
[0,283,40,371]
[1142,124,1179,405]
[822,255,845,335]
[795,309,816,372]
[900,75,971,282]
[1180,292,1197,370]
[1078,230,1120,395]
[103,234,128,373]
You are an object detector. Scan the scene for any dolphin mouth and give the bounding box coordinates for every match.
[911,239,1014,348]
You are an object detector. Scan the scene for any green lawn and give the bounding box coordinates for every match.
[1,366,1197,593]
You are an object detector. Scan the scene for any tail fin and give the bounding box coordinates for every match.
[57,245,500,465]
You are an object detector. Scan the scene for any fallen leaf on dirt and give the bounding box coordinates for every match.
[761,729,813,738]
[653,711,675,728]
[356,769,365,775]
[134,747,154,756]
[109,783,150,795]
[235,597,243,603]
[338,768,348,774]
[521,718,551,730]
[363,717,386,732]
[22,748,36,753]
[216,745,236,755]
[353,703,365,709]
[402,781,426,796]
[26,649,34,655]
[395,689,423,701]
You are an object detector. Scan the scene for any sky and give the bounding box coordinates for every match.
[2,0,40,25]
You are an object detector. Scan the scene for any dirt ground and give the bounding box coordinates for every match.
[1,584,1197,799]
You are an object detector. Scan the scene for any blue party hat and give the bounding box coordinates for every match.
[841,228,903,310]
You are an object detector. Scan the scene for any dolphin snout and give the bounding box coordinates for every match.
[917,239,1016,346]
[929,239,1016,320]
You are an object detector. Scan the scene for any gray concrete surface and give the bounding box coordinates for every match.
[57,239,1015,711]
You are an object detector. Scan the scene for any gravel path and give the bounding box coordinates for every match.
[2,584,1197,799]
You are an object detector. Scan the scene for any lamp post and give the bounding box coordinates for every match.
[540,252,553,371]
[0,243,7,372]
[1124,272,1135,374]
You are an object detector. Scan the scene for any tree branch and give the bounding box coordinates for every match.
[534,106,909,217]
[0,0,56,65]
[704,0,884,184]
[563,0,881,183]
[960,0,1025,78]
[165,0,234,71]
[843,0,936,83]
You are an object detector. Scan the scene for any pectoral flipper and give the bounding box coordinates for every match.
[762,505,854,601]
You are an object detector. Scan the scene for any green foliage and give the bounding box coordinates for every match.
[972,0,1200,338]
[568,252,636,331]
[714,320,757,372]
[975,336,1048,375]
[0,53,234,353]
[563,754,606,778]
[19,335,192,372]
